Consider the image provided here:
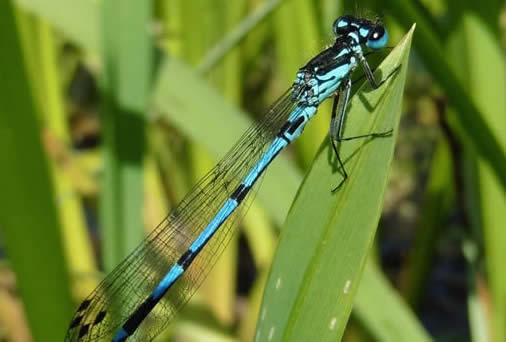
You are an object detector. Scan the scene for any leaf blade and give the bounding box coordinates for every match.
[255,25,415,342]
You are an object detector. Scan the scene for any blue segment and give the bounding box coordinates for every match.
[112,328,128,342]
[367,29,388,50]
[152,264,184,299]
[242,137,288,187]
[189,199,238,252]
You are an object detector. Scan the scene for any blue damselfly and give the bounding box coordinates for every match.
[66,15,398,342]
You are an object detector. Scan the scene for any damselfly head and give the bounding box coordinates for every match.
[333,15,388,50]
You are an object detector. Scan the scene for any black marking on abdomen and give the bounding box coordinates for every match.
[279,134,291,144]
[178,249,197,270]
[277,121,291,138]
[231,184,250,204]
[123,296,158,336]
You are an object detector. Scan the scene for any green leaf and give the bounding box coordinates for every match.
[196,0,284,74]
[15,0,101,53]
[0,1,73,339]
[255,26,415,342]
[355,261,432,342]
[383,0,506,193]
[400,137,454,308]
[448,11,506,342]
[100,0,152,268]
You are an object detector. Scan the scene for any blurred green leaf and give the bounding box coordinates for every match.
[355,261,432,342]
[0,1,73,339]
[100,0,152,268]
[255,25,414,342]
[196,0,283,74]
[383,0,506,192]
[400,137,455,307]
[15,0,101,53]
[447,10,506,342]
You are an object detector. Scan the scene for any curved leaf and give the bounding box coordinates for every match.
[255,25,415,342]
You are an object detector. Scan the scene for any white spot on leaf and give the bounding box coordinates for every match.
[268,326,275,341]
[343,280,351,294]
[261,308,267,321]
[329,317,337,330]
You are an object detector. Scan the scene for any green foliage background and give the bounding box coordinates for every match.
[0,0,504,341]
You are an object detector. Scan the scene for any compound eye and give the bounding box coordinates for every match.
[333,15,355,35]
[366,26,388,49]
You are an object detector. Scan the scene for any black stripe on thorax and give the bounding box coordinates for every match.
[315,52,353,76]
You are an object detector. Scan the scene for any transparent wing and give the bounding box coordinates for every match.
[66,89,299,341]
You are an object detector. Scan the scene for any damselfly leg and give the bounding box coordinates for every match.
[329,61,400,192]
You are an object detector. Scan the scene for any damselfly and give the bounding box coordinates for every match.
[66,15,398,342]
